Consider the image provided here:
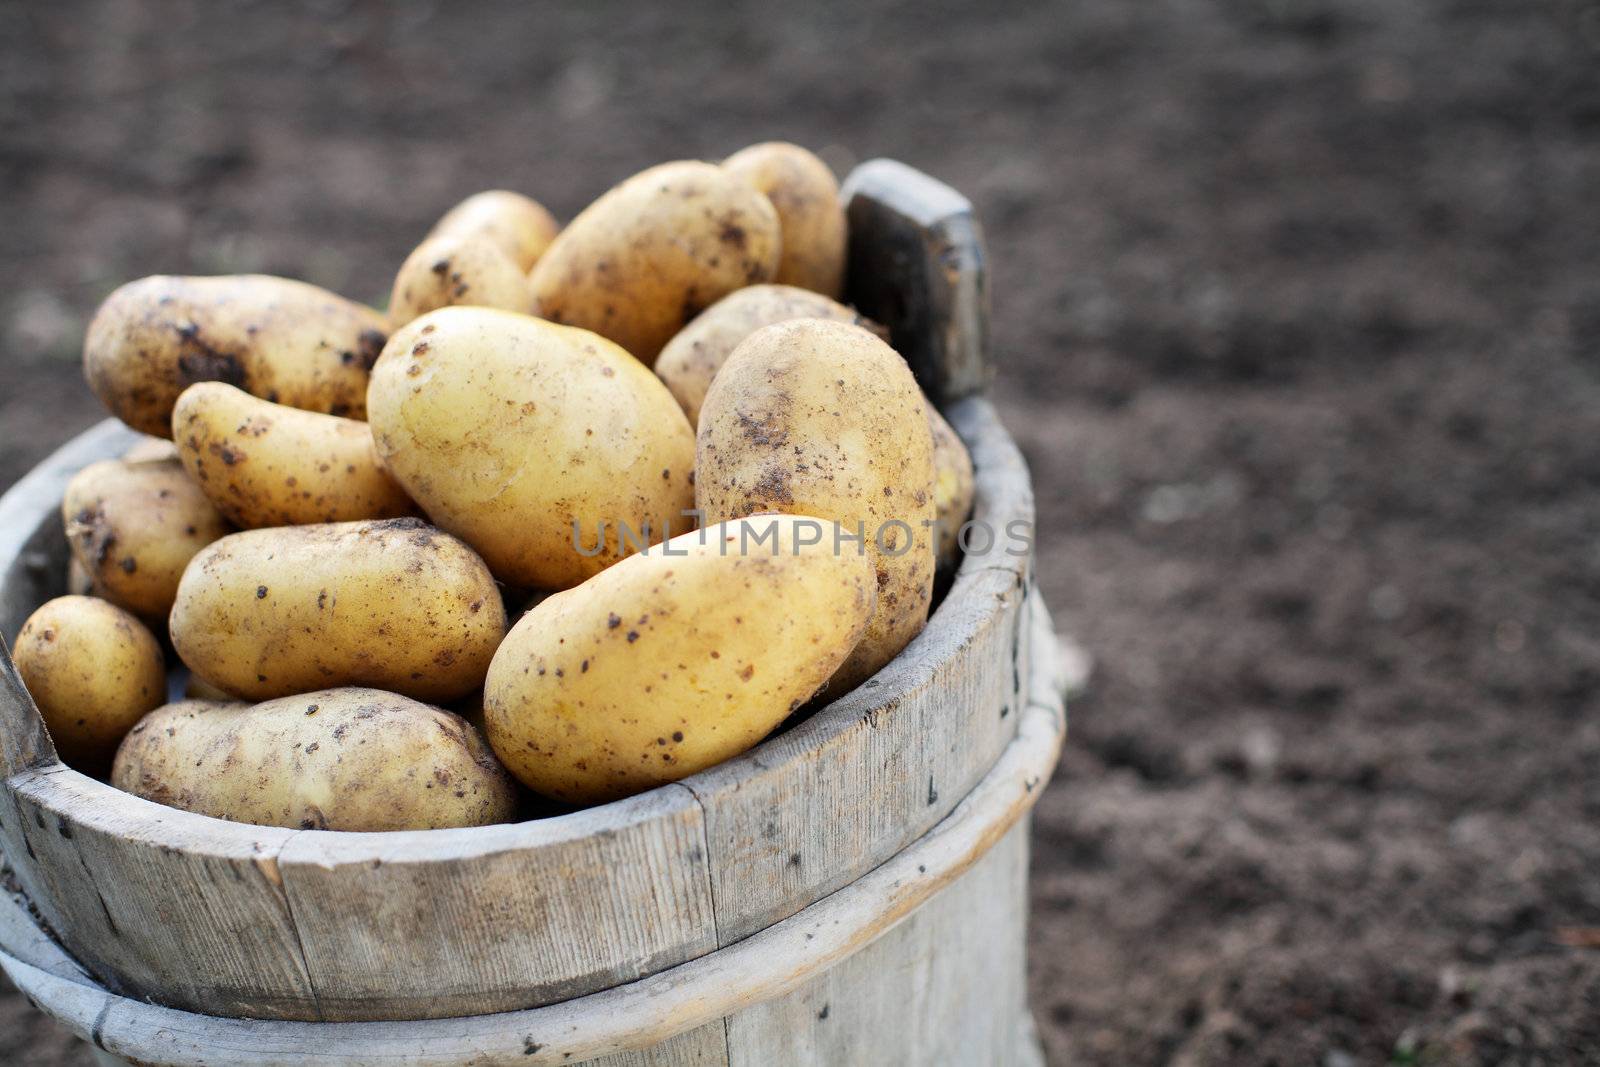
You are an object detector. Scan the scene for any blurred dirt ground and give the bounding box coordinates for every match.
[3,1,1600,1063]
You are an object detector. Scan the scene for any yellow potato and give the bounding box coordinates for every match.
[183,673,234,701]
[529,161,781,366]
[83,275,388,437]
[696,319,936,692]
[484,515,876,803]
[172,381,414,528]
[63,456,232,620]
[169,518,505,702]
[111,689,518,830]
[387,233,533,329]
[654,284,881,427]
[430,190,560,273]
[122,436,180,463]
[927,402,975,571]
[723,142,847,298]
[367,307,696,589]
[13,596,166,776]
[66,555,95,596]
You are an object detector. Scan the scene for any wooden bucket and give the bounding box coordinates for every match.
[0,160,1069,1066]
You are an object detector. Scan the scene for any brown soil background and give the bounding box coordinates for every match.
[3,1,1599,1063]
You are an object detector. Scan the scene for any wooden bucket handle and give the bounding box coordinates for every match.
[841,158,991,406]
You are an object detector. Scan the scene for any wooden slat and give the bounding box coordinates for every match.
[841,159,991,406]
[0,857,91,985]
[723,822,1034,1066]
[274,784,718,1021]
[584,1025,731,1067]
[681,395,1033,945]
[2,766,320,1020]
[0,424,144,779]
[0,648,53,791]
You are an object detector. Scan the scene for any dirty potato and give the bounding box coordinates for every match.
[183,673,235,701]
[927,402,975,571]
[122,436,180,463]
[484,515,876,804]
[430,190,560,273]
[172,382,414,528]
[528,161,781,366]
[387,233,533,328]
[13,596,166,776]
[696,319,936,692]
[66,555,95,596]
[111,689,518,831]
[169,518,505,702]
[63,456,232,620]
[83,275,388,437]
[654,284,880,427]
[723,142,847,298]
[367,307,696,590]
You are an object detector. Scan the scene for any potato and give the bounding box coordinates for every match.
[13,596,165,776]
[172,381,414,528]
[84,274,388,437]
[484,515,876,803]
[696,319,936,692]
[927,402,975,571]
[430,190,560,273]
[122,436,180,463]
[63,455,232,619]
[183,672,234,701]
[723,142,848,298]
[169,518,505,702]
[387,233,533,329]
[111,688,518,831]
[654,285,881,427]
[528,161,781,366]
[367,307,696,589]
[66,555,95,596]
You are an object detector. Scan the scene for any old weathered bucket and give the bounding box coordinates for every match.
[0,160,1068,1066]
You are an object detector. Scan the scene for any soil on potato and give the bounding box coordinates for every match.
[3,2,1599,1064]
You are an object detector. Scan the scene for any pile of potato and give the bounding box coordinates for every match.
[11,143,975,832]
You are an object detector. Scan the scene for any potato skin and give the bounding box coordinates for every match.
[388,233,533,329]
[111,689,518,831]
[430,190,560,273]
[367,307,696,590]
[697,319,937,692]
[183,673,235,701]
[66,555,95,596]
[723,142,847,298]
[169,518,506,702]
[122,436,180,463]
[63,456,232,620]
[528,161,781,366]
[172,382,414,528]
[484,515,876,804]
[14,596,165,776]
[654,285,880,428]
[83,275,388,437]
[927,402,975,571]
